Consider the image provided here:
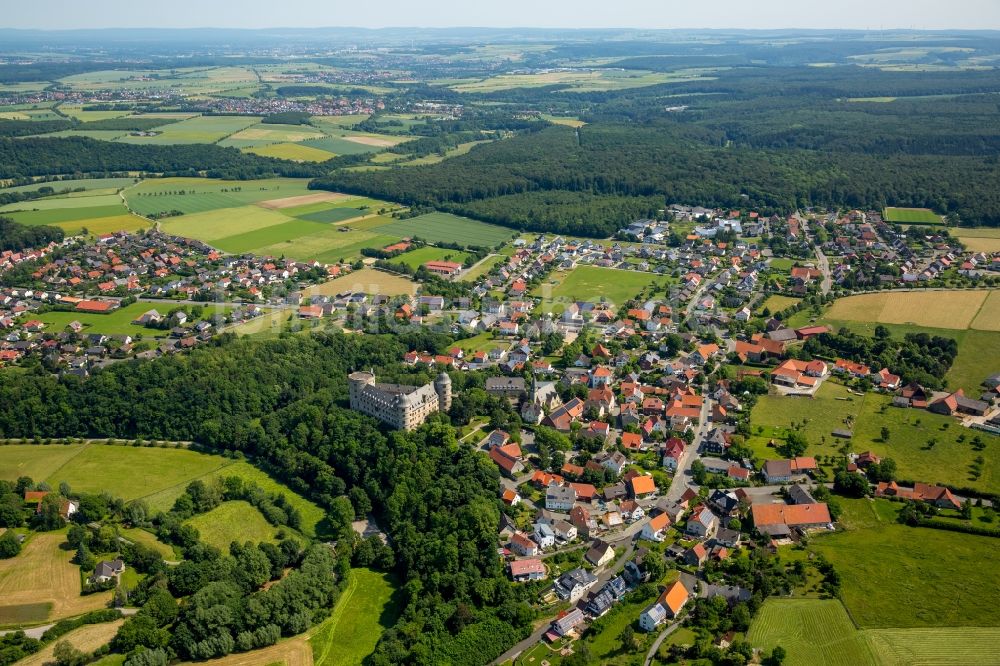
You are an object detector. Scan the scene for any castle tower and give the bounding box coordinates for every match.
[434,372,452,413]
[348,371,375,410]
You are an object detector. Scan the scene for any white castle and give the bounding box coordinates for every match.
[348,370,452,431]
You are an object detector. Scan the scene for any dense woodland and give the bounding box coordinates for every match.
[0,331,534,664]
[0,217,64,252]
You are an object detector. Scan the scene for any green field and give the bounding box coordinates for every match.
[6,204,127,227]
[242,142,337,162]
[865,627,1000,665]
[297,207,369,224]
[377,213,514,247]
[309,568,401,666]
[1,193,124,213]
[0,443,326,538]
[30,301,184,338]
[186,501,280,550]
[760,294,801,313]
[952,227,1000,253]
[120,528,176,559]
[750,382,999,494]
[125,177,313,217]
[810,499,1000,629]
[211,219,330,254]
[116,115,259,145]
[883,207,942,224]
[0,178,136,195]
[220,123,325,147]
[749,599,878,666]
[768,257,798,271]
[463,254,504,281]
[533,265,658,313]
[394,246,471,270]
[158,205,293,242]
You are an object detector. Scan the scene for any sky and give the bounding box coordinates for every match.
[4,0,1000,31]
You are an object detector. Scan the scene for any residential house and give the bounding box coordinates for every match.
[509,558,546,582]
[686,506,719,539]
[553,568,599,602]
[584,540,616,568]
[641,512,671,542]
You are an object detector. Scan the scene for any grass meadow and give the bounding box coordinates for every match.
[116,115,259,145]
[810,499,1000,628]
[394,246,471,270]
[748,599,877,666]
[303,268,417,297]
[759,294,801,313]
[883,207,942,224]
[309,568,401,666]
[31,301,177,338]
[750,382,999,494]
[125,177,313,217]
[185,501,281,550]
[533,266,658,313]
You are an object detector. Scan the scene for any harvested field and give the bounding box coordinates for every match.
[257,193,352,210]
[303,268,417,297]
[953,227,1000,253]
[341,135,398,147]
[181,636,313,666]
[0,533,113,623]
[824,290,990,329]
[970,289,1000,331]
[865,627,1000,665]
[16,619,125,666]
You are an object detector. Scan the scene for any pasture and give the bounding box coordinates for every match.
[0,532,113,624]
[16,619,125,666]
[185,501,280,550]
[31,301,177,338]
[534,266,658,313]
[125,177,313,217]
[865,627,1000,665]
[810,499,1000,628]
[953,227,1000,253]
[748,599,877,666]
[303,268,417,297]
[116,115,259,145]
[309,568,401,666]
[750,382,999,494]
[394,246,471,270]
[377,212,515,247]
[883,207,942,224]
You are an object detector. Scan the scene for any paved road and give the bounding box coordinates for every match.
[664,391,713,504]
[491,537,638,665]
[644,622,680,666]
[815,246,832,295]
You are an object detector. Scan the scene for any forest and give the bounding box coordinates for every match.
[0,217,64,252]
[0,137,330,180]
[0,331,535,664]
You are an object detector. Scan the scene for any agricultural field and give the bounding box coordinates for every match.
[865,627,1000,665]
[181,636,313,666]
[883,207,943,224]
[952,227,1000,253]
[450,68,717,93]
[16,619,126,666]
[786,292,1000,394]
[243,142,337,162]
[119,527,175,559]
[394,246,471,270]
[309,568,401,666]
[303,268,417,297]
[395,140,492,166]
[0,193,124,214]
[533,266,658,313]
[820,290,992,330]
[0,532,113,624]
[749,382,999,494]
[748,599,878,666]
[116,115,259,145]
[211,219,330,254]
[30,301,180,338]
[810,499,1000,629]
[57,104,133,122]
[540,114,586,127]
[125,177,314,217]
[4,204,128,228]
[759,294,801,313]
[377,212,515,247]
[1,177,137,195]
[185,500,281,550]
[220,123,325,147]
[295,207,370,224]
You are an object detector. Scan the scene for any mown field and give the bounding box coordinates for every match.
[309,568,401,666]
[883,207,942,224]
[0,443,326,537]
[303,268,417,297]
[750,382,999,494]
[116,115,259,145]
[0,531,113,625]
[760,294,801,313]
[31,301,182,338]
[533,265,658,313]
[463,254,504,281]
[748,599,878,666]
[952,227,1000,253]
[16,619,125,666]
[243,142,337,162]
[810,499,1000,628]
[377,212,515,247]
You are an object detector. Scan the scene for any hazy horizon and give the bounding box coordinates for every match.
[4,0,1000,31]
